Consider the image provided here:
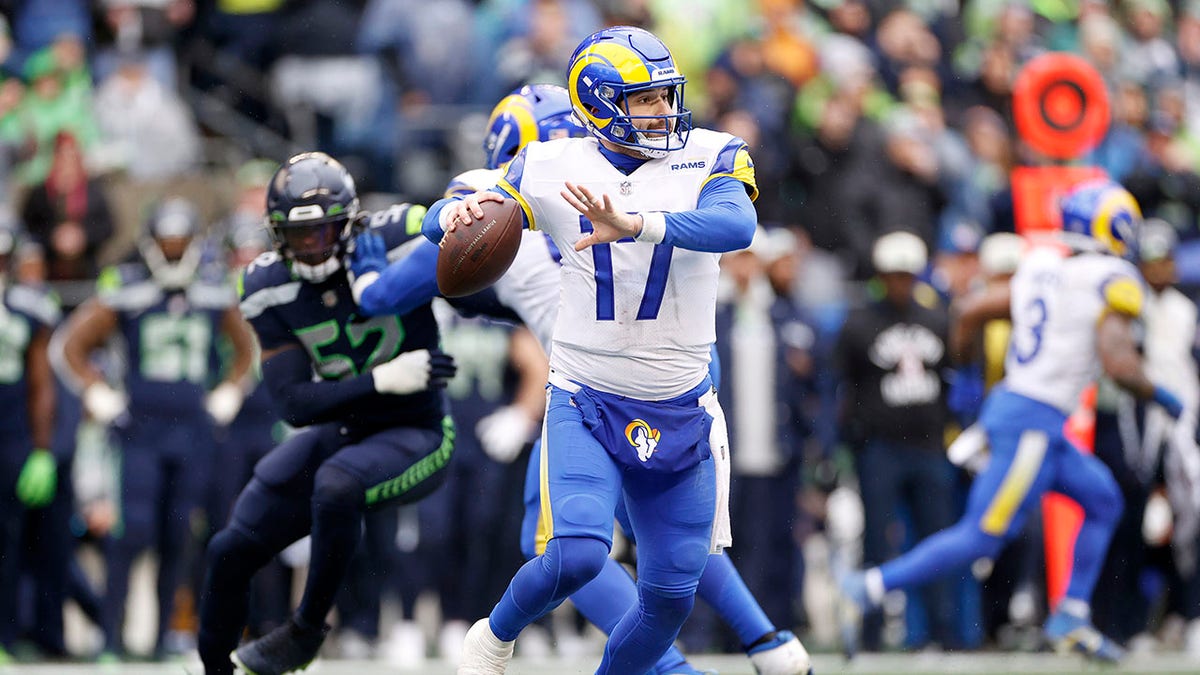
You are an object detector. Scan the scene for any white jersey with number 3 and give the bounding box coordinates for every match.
[498,129,755,400]
[1004,244,1144,413]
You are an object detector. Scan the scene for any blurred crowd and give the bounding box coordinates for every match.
[1,0,1200,666]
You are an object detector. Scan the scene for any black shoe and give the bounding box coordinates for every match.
[231,617,329,675]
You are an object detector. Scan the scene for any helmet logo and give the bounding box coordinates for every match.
[650,67,677,81]
[288,205,328,221]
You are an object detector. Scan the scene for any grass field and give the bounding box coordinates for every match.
[3,652,1200,675]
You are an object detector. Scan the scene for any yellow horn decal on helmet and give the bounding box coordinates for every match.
[568,42,654,130]
[488,94,539,150]
[1091,188,1142,255]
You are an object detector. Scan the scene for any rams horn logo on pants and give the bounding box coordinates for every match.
[625,419,661,462]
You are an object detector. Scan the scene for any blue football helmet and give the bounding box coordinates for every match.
[266,152,360,282]
[566,26,691,158]
[1060,179,1142,259]
[139,197,203,289]
[484,84,587,170]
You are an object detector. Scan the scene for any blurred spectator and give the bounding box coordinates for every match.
[948,105,1012,232]
[872,9,944,98]
[1120,0,1178,88]
[757,0,820,90]
[94,0,196,89]
[836,231,957,650]
[491,0,581,95]
[877,109,947,255]
[716,227,814,633]
[1085,80,1152,182]
[0,41,99,188]
[788,80,887,277]
[200,0,284,70]
[93,53,203,181]
[20,133,115,282]
[7,0,91,63]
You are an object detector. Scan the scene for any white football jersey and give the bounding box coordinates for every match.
[445,166,562,355]
[1004,244,1144,413]
[498,129,755,399]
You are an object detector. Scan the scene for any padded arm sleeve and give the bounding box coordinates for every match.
[660,176,757,253]
[261,347,376,428]
[357,238,442,317]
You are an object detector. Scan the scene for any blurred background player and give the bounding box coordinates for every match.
[352,82,812,674]
[195,152,458,675]
[839,180,1188,663]
[53,197,256,659]
[0,227,59,664]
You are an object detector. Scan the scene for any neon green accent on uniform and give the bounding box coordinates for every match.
[405,204,428,236]
[236,269,246,299]
[365,416,456,505]
[96,267,122,294]
[326,204,345,216]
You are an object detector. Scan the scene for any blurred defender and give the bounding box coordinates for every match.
[55,198,255,658]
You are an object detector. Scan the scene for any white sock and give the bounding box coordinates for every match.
[865,568,886,605]
[1058,598,1090,620]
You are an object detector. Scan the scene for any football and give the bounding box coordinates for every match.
[435,198,523,297]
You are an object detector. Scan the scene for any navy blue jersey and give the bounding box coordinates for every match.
[96,263,234,416]
[238,203,446,430]
[0,285,60,438]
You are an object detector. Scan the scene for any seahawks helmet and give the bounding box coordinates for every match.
[566,26,691,158]
[266,152,360,282]
[483,84,587,170]
[139,197,202,289]
[1060,179,1142,259]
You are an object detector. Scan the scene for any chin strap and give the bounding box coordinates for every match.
[292,255,342,282]
[140,239,201,289]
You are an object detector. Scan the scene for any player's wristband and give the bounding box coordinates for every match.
[635,211,666,244]
[1152,385,1184,419]
[350,270,380,306]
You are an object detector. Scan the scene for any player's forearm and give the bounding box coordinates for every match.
[1097,313,1156,399]
[27,330,55,449]
[651,178,756,253]
[422,197,456,244]
[358,240,441,317]
[221,308,257,388]
[262,347,377,427]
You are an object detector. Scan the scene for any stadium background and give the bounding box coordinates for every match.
[2,0,1200,671]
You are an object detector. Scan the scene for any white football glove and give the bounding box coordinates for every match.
[371,349,457,395]
[476,405,538,463]
[947,423,990,474]
[205,381,245,427]
[83,382,128,425]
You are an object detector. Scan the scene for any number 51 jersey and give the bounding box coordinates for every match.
[1003,244,1144,414]
[497,129,756,400]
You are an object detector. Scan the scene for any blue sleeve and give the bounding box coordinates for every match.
[262,346,377,428]
[660,176,756,253]
[421,197,456,245]
[357,238,443,317]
